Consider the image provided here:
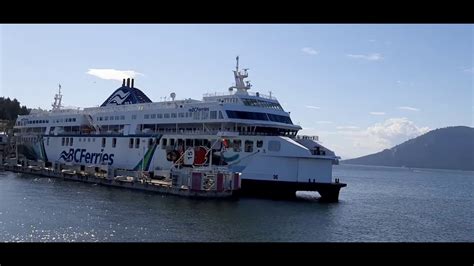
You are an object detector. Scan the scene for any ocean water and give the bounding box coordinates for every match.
[0,164,472,242]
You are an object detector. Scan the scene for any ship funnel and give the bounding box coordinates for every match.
[126,78,131,87]
[131,79,134,88]
[122,79,126,86]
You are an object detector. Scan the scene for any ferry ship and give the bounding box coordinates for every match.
[12,57,345,200]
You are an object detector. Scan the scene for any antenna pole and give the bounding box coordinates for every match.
[236,56,239,71]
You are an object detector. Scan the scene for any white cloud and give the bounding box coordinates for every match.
[337,126,359,130]
[398,106,420,111]
[370,112,386,115]
[86,69,144,81]
[316,121,333,124]
[299,118,430,159]
[301,47,319,55]
[347,53,383,61]
[364,117,430,148]
[305,105,321,109]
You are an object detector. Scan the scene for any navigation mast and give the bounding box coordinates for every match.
[51,84,63,111]
[229,56,251,94]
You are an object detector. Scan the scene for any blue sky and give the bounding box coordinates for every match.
[1,24,472,158]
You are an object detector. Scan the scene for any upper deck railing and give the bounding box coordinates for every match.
[203,91,277,101]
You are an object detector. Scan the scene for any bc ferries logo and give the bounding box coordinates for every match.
[59,148,115,165]
[106,90,131,105]
[188,107,209,112]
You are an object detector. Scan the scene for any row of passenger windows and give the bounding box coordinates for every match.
[142,110,224,120]
[26,119,49,124]
[61,137,75,146]
[97,115,126,121]
[241,98,283,110]
[94,111,226,122]
[225,110,293,124]
[56,136,280,152]
[17,117,76,126]
[53,118,76,123]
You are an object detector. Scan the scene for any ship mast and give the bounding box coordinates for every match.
[229,56,251,94]
[51,84,63,111]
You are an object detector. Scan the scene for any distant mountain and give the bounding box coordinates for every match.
[342,126,474,171]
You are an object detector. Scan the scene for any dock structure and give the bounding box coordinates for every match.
[0,159,241,199]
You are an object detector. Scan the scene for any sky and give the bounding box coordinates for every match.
[1,24,472,159]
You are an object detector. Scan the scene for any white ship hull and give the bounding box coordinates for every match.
[37,134,335,184]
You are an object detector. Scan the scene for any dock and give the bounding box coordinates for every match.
[0,159,240,199]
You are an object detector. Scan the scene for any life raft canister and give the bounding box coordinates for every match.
[183,148,195,165]
[193,146,208,165]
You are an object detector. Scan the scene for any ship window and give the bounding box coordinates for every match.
[268,141,281,151]
[47,137,50,146]
[185,112,189,118]
[164,113,170,118]
[129,138,134,148]
[144,114,149,119]
[121,115,125,120]
[157,114,163,119]
[218,111,223,119]
[148,138,153,147]
[65,137,69,146]
[178,113,185,118]
[102,138,106,148]
[185,139,193,147]
[105,116,109,121]
[245,140,253,152]
[135,138,140,148]
[177,139,184,147]
[151,114,156,119]
[70,138,73,146]
[171,113,177,118]
[79,138,81,142]
[194,139,203,146]
[267,114,292,124]
[233,139,242,152]
[115,116,119,120]
[110,116,114,120]
[170,138,175,146]
[193,112,200,120]
[257,140,263,148]
[210,111,217,119]
[162,138,167,149]
[201,111,209,120]
[132,115,137,120]
[112,138,117,148]
[73,118,76,122]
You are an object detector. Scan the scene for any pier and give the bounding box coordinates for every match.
[0,159,240,199]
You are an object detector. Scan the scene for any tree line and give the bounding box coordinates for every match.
[0,97,30,128]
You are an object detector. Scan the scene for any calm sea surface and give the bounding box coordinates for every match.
[0,164,472,242]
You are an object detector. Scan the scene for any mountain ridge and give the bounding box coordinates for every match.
[342,126,474,171]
